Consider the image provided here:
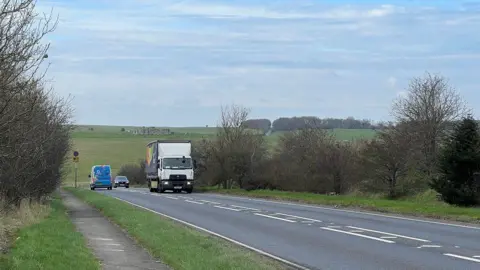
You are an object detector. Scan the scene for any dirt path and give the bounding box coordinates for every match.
[61,190,170,270]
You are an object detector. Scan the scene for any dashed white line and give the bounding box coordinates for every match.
[198,200,220,204]
[105,249,124,252]
[327,225,342,228]
[254,213,297,223]
[214,205,241,211]
[444,253,480,263]
[164,196,178,200]
[185,200,203,204]
[321,227,395,243]
[380,236,397,239]
[230,205,260,211]
[417,245,442,249]
[103,243,122,246]
[473,256,480,258]
[346,226,430,242]
[274,213,322,222]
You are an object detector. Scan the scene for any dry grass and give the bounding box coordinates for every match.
[0,200,50,253]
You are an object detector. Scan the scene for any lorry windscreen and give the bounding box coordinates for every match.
[163,158,192,169]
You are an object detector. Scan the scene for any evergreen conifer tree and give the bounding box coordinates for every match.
[430,114,480,206]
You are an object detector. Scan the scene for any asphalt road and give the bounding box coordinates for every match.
[97,188,480,270]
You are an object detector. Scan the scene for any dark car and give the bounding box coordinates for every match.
[114,175,129,188]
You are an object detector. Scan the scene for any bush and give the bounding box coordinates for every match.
[117,160,146,185]
[430,115,480,206]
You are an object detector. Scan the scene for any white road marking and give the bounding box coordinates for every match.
[327,225,342,228]
[321,227,395,243]
[185,200,203,204]
[349,230,364,233]
[254,213,297,223]
[444,253,480,263]
[112,197,309,270]
[230,205,260,211]
[208,194,480,230]
[214,205,241,211]
[164,196,178,200]
[103,243,122,246]
[473,256,480,258]
[346,226,430,242]
[198,200,220,204]
[380,236,397,239]
[417,245,442,248]
[105,249,124,252]
[274,213,323,222]
[92,237,113,241]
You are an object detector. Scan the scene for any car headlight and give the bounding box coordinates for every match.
[187,181,191,185]
[163,181,169,185]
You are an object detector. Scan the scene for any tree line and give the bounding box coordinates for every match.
[0,1,71,211]
[242,117,381,134]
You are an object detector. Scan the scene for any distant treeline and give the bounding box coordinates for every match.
[242,117,384,133]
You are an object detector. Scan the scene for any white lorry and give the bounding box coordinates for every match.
[145,140,196,193]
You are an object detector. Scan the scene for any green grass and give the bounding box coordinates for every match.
[200,188,480,223]
[0,195,100,270]
[66,187,288,270]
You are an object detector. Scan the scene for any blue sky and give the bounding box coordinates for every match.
[38,0,480,126]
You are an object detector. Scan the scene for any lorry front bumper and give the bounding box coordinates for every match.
[160,180,193,190]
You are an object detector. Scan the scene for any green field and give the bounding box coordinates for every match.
[65,125,377,185]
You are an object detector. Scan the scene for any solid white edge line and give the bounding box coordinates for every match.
[185,200,203,204]
[254,213,297,223]
[214,205,241,211]
[346,226,430,242]
[321,227,395,243]
[444,253,480,263]
[205,194,480,230]
[112,197,310,270]
[274,213,322,222]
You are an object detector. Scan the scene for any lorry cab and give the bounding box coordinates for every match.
[89,165,113,190]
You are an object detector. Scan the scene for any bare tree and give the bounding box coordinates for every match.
[0,0,69,210]
[392,72,469,176]
[361,123,419,198]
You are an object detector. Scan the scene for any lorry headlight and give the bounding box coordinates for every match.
[163,181,169,185]
[187,181,191,185]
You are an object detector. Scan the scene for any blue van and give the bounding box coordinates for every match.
[89,165,112,190]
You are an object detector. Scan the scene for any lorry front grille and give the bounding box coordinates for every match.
[169,174,187,180]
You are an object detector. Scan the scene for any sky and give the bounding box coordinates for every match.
[38,0,480,126]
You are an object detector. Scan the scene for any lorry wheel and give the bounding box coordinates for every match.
[186,189,193,194]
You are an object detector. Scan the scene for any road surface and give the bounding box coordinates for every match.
[97,188,480,270]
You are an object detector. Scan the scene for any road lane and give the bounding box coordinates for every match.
[98,188,480,270]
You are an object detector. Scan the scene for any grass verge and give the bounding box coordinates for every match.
[199,188,480,224]
[65,187,289,270]
[0,195,100,270]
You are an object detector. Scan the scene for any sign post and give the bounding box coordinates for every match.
[73,151,79,188]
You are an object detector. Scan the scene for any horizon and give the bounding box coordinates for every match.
[41,0,480,127]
